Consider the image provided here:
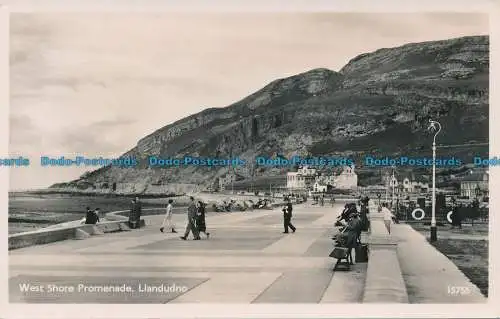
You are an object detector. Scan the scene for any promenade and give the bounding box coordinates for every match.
[9,203,368,303]
[9,200,487,304]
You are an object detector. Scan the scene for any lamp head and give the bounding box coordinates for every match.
[428,120,436,131]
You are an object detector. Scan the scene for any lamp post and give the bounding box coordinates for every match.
[391,166,396,209]
[428,119,442,242]
[385,172,389,203]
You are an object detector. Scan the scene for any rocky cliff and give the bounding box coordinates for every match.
[53,35,489,194]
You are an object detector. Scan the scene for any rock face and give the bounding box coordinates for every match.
[53,36,489,194]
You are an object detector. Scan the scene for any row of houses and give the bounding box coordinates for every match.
[215,165,358,193]
[382,168,489,198]
[458,169,489,198]
[384,172,430,194]
[216,165,489,199]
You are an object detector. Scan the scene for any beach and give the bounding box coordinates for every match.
[8,192,269,234]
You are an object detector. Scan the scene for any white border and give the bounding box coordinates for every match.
[0,3,9,319]
[1,0,499,318]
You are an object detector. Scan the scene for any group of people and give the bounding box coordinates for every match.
[164,196,296,238]
[84,207,101,225]
[334,203,363,265]
[159,196,210,240]
[83,197,141,227]
[312,195,326,206]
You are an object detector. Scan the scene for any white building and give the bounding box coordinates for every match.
[460,170,489,198]
[333,165,358,189]
[286,166,317,190]
[401,174,429,193]
[383,172,429,194]
[287,165,358,191]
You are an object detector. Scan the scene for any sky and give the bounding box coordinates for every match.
[8,12,489,190]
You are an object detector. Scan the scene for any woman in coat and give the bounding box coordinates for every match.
[343,212,362,264]
[196,201,210,239]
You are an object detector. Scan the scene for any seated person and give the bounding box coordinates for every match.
[85,207,100,225]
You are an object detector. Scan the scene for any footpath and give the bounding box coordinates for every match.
[9,203,368,303]
[367,202,486,303]
[8,200,487,304]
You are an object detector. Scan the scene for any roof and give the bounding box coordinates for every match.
[460,173,488,182]
[402,172,416,181]
[399,172,427,183]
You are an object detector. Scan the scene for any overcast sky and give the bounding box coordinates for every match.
[9,12,489,190]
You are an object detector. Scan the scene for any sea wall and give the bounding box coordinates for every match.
[8,219,144,250]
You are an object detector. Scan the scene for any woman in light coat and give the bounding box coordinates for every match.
[160,199,176,233]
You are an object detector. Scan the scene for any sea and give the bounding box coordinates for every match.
[8,192,182,234]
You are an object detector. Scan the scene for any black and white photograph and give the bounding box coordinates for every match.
[2,2,499,318]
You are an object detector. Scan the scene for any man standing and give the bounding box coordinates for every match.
[381,202,394,234]
[360,197,370,231]
[129,197,142,229]
[180,196,200,240]
[135,197,142,226]
[282,197,296,234]
[160,199,176,233]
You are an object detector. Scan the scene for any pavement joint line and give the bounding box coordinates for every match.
[250,272,285,303]
[167,277,213,303]
[170,272,283,303]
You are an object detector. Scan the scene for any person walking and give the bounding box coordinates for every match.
[196,201,210,239]
[381,202,394,234]
[282,197,296,234]
[180,196,200,240]
[160,199,176,233]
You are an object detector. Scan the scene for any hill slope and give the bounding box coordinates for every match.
[52,35,489,194]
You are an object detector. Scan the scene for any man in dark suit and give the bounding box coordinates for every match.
[180,196,201,240]
[282,198,296,234]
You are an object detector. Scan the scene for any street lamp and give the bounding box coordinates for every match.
[428,119,442,242]
[385,171,389,203]
[391,166,396,208]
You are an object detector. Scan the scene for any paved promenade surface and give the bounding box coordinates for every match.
[367,202,487,303]
[9,204,368,304]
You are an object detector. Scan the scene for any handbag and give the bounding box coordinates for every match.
[330,226,349,259]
